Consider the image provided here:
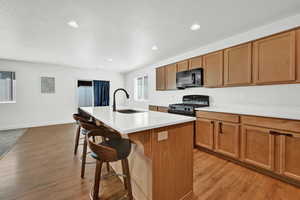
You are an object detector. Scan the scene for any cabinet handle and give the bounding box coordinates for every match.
[219,122,223,134]
[269,130,293,137]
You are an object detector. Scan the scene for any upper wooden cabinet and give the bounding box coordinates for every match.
[177,60,189,72]
[165,64,177,90]
[195,118,214,150]
[189,56,202,70]
[296,29,300,82]
[214,121,239,158]
[253,31,296,84]
[241,126,275,171]
[203,51,224,88]
[224,43,252,86]
[156,66,166,90]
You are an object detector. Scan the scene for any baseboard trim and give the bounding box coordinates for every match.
[0,120,74,131]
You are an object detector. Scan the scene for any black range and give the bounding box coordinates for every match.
[168,95,209,116]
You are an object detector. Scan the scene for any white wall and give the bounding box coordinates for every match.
[125,14,300,110]
[0,59,125,130]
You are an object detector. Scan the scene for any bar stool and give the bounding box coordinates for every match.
[86,129,133,200]
[73,114,91,155]
[79,120,116,178]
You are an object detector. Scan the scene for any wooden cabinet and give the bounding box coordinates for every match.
[241,126,275,171]
[189,56,202,70]
[253,31,296,84]
[157,106,168,113]
[177,60,189,72]
[195,118,214,150]
[203,51,224,87]
[149,105,158,111]
[156,66,166,90]
[296,29,300,82]
[224,43,252,86]
[165,64,177,90]
[279,133,300,181]
[215,121,239,158]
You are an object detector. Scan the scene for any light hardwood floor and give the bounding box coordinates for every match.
[1,124,300,200]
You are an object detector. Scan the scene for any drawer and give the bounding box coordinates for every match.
[196,111,240,123]
[241,115,300,133]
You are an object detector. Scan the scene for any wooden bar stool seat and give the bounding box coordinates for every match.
[90,138,131,160]
[73,113,91,155]
[79,120,120,179]
[86,129,133,200]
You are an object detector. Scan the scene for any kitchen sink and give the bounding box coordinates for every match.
[117,109,145,114]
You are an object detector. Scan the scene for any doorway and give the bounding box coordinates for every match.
[77,80,110,108]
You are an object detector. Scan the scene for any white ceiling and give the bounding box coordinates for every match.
[0,0,300,73]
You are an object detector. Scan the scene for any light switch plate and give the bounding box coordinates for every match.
[157,131,168,141]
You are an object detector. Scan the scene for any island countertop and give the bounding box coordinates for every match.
[80,106,195,134]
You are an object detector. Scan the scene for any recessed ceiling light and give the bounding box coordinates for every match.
[107,58,113,62]
[152,45,158,50]
[68,20,79,28]
[190,24,200,31]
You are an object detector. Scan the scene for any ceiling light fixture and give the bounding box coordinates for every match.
[152,45,158,50]
[107,58,113,62]
[190,24,200,31]
[68,20,79,28]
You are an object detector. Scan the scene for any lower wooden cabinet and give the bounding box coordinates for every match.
[149,105,158,111]
[296,28,300,82]
[214,121,239,158]
[196,110,300,185]
[241,126,275,171]
[157,106,168,113]
[195,118,214,150]
[279,133,300,181]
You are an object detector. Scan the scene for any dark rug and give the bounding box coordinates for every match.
[0,129,27,159]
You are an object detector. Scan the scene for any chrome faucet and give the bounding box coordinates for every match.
[113,88,130,111]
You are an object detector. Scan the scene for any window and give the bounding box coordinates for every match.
[134,75,148,101]
[0,71,16,103]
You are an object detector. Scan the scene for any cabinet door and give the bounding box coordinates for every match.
[296,29,300,82]
[224,43,252,86]
[165,64,177,90]
[203,51,224,87]
[156,66,166,90]
[189,56,202,70]
[195,118,214,150]
[279,133,300,181]
[241,126,275,171]
[177,60,189,72]
[253,31,296,84]
[215,121,239,158]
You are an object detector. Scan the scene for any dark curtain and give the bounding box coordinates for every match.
[93,80,110,106]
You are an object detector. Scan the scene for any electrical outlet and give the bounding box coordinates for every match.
[157,131,168,141]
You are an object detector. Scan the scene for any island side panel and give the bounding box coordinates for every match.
[152,122,194,200]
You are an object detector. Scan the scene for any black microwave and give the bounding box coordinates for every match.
[176,68,203,89]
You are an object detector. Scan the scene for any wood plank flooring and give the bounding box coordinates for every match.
[1,124,300,200]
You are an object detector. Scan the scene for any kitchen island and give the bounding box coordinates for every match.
[80,106,195,200]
